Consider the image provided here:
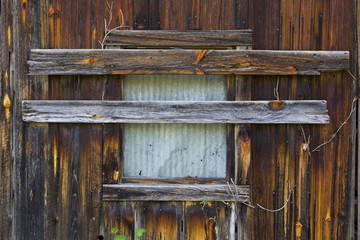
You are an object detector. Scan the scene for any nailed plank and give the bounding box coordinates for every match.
[22,100,329,124]
[102,184,249,202]
[122,177,226,184]
[28,49,349,75]
[105,30,252,47]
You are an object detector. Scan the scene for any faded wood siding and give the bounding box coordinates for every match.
[22,100,330,124]
[28,49,349,75]
[1,1,356,240]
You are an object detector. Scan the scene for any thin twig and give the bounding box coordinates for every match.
[257,183,296,213]
[231,178,239,202]
[226,179,255,208]
[99,1,126,49]
[242,199,256,209]
[312,96,357,152]
[274,76,280,100]
[347,70,356,81]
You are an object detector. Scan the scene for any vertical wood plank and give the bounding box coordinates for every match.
[235,0,249,29]
[159,0,187,30]
[310,0,355,238]
[111,0,133,30]
[134,0,148,30]
[199,0,235,30]
[184,202,216,240]
[0,0,13,238]
[148,0,160,30]
[102,202,136,239]
[102,76,123,184]
[248,2,281,236]
[186,0,200,30]
[295,129,311,239]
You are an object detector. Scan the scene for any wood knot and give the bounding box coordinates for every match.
[3,94,11,108]
[92,114,100,118]
[113,170,119,181]
[89,57,95,65]
[239,125,250,142]
[268,100,285,110]
[21,0,27,9]
[296,221,302,237]
[49,5,60,17]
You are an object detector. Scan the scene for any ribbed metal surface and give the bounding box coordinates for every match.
[123,75,227,178]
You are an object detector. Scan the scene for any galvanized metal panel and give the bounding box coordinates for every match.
[123,75,227,178]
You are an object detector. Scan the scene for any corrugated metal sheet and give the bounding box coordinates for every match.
[123,75,227,178]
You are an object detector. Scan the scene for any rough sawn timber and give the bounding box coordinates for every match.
[28,49,349,75]
[22,100,329,124]
[102,183,249,202]
[104,30,252,47]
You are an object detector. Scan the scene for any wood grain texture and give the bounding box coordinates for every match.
[102,202,183,239]
[248,0,356,240]
[22,100,329,124]
[6,0,357,239]
[102,76,124,184]
[28,49,350,75]
[103,183,249,202]
[12,0,32,238]
[122,177,226,184]
[105,30,252,47]
[0,0,13,239]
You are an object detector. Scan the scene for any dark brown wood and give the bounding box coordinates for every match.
[28,49,350,75]
[295,128,311,239]
[0,0,13,239]
[12,0,31,238]
[102,76,124,184]
[22,100,329,124]
[226,76,236,183]
[103,183,249,202]
[105,30,252,47]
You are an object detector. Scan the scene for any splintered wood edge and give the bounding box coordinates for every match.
[28,49,349,76]
[104,30,253,47]
[22,100,329,124]
[102,183,250,202]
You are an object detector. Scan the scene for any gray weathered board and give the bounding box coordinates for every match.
[28,49,349,75]
[102,183,249,202]
[105,30,252,47]
[22,100,329,124]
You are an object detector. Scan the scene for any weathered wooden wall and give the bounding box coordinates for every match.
[0,0,356,239]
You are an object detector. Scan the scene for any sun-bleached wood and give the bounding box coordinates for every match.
[102,183,249,202]
[22,100,329,124]
[28,49,349,75]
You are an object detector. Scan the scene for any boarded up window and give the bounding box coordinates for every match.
[123,75,227,178]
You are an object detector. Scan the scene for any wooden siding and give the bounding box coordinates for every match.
[1,1,356,240]
[22,100,330,124]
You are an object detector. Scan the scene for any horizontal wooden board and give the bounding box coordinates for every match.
[104,30,252,47]
[28,49,349,75]
[102,183,250,202]
[22,100,329,124]
[122,177,226,184]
